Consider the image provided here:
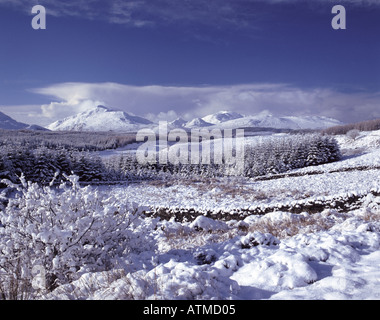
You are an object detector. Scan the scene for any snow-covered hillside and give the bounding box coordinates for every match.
[47,105,153,132]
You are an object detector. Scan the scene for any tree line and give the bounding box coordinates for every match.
[0,129,136,152]
[0,133,341,185]
[0,145,107,186]
[322,118,380,135]
[106,134,341,180]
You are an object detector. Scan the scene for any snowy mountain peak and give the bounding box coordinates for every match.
[202,110,244,124]
[184,117,213,128]
[47,105,153,132]
[169,118,187,128]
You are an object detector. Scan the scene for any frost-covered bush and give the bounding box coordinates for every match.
[0,174,154,299]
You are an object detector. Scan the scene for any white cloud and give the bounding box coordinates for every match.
[145,110,180,122]
[40,99,104,120]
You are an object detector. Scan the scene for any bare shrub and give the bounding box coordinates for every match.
[247,213,336,239]
[360,210,380,223]
[346,129,360,141]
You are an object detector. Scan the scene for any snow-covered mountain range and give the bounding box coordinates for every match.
[0,106,343,132]
[46,106,341,132]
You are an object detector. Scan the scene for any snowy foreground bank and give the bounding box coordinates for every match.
[44,195,380,300]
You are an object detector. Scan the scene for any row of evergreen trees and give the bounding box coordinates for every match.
[105,134,341,180]
[0,145,106,186]
[244,134,341,177]
[0,129,136,152]
[0,134,342,185]
[103,154,227,180]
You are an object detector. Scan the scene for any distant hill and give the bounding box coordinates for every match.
[0,111,29,130]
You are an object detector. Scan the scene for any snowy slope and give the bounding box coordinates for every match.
[47,105,153,132]
[0,111,29,130]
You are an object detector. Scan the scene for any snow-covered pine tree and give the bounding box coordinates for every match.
[325,136,341,162]
[32,148,57,185]
[87,153,106,182]
[306,135,323,166]
[54,148,73,181]
[72,152,93,182]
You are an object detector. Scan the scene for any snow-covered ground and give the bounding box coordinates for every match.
[46,130,380,300]
[47,202,380,300]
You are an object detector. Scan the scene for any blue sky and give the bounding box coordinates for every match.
[0,0,379,126]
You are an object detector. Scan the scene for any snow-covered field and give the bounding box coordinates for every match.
[45,130,380,300]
